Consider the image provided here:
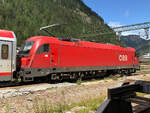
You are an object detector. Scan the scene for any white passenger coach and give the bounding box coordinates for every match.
[0,30,16,81]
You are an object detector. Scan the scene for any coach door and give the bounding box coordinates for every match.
[0,41,12,81]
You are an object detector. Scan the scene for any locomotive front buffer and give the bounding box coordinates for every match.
[96,80,150,113]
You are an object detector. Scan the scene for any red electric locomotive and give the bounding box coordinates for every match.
[18,35,139,82]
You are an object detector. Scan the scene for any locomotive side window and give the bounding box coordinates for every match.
[36,44,49,54]
[1,44,9,59]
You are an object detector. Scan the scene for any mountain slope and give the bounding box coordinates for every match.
[0,0,122,46]
[121,35,150,55]
[121,35,147,49]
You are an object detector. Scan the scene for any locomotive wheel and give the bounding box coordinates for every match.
[58,73,63,82]
[47,75,55,83]
[70,73,77,82]
[77,72,84,82]
[20,77,25,84]
[77,76,82,82]
[70,73,77,80]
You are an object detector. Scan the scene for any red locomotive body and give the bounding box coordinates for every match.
[19,36,139,81]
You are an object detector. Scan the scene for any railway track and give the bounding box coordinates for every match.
[0,69,150,89]
[0,82,76,98]
[0,68,150,113]
[135,70,150,75]
[0,67,149,98]
[0,80,44,89]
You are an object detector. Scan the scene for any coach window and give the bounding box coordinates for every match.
[1,44,9,59]
[36,44,49,54]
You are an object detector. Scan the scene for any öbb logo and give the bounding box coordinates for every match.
[119,55,128,61]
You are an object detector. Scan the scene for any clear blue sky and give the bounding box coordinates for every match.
[83,0,150,27]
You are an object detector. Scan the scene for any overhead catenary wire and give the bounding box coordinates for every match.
[80,22,150,39]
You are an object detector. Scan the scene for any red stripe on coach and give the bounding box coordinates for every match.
[0,72,12,76]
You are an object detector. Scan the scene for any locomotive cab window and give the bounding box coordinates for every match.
[19,41,35,55]
[36,44,49,54]
[1,44,9,59]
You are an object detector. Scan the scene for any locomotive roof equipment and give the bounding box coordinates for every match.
[40,23,80,42]
[40,23,67,37]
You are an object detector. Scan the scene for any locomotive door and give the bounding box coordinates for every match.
[50,44,59,68]
[0,41,12,81]
[31,43,50,68]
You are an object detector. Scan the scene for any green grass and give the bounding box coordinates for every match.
[136,92,146,97]
[142,68,150,71]
[141,66,150,71]
[77,108,91,113]
[141,66,145,70]
[47,87,54,90]
[5,104,10,113]
[104,75,119,81]
[77,97,105,112]
[76,80,82,85]
[32,96,106,113]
